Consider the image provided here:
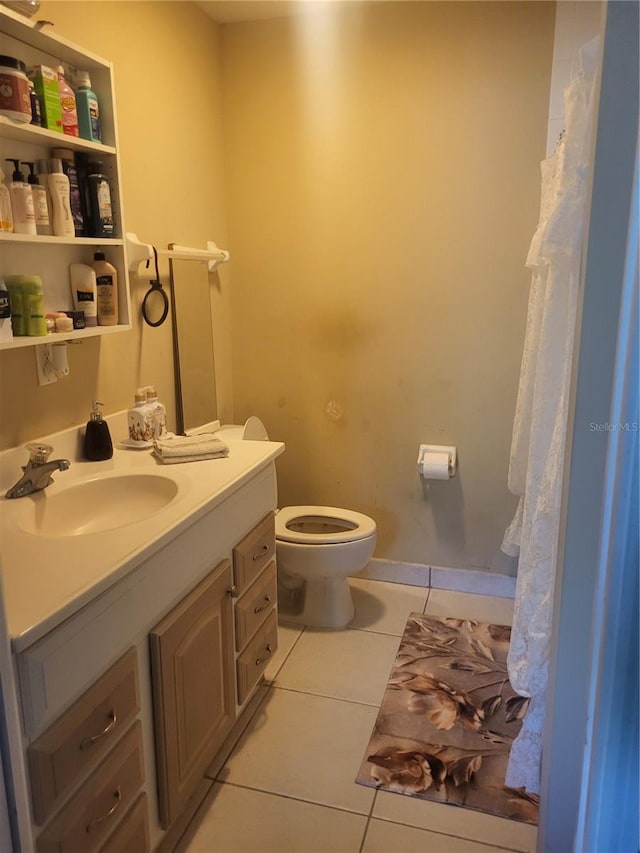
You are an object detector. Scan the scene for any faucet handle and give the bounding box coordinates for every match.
[26,443,53,464]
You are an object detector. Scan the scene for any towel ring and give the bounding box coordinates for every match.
[141,246,169,327]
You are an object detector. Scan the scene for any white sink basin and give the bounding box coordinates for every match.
[18,474,180,537]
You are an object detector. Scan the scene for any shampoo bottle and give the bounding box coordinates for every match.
[0,167,13,232]
[75,71,101,142]
[51,148,84,236]
[86,161,113,238]
[5,158,36,235]
[92,251,118,326]
[22,161,50,235]
[69,263,97,327]
[84,401,113,461]
[48,158,74,237]
[56,65,79,137]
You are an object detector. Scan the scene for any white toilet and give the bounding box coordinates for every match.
[236,418,377,629]
[275,505,377,629]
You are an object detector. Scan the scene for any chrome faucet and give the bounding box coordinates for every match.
[5,443,71,499]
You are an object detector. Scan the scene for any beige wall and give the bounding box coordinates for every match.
[221,2,555,573]
[0,1,231,448]
[0,1,555,576]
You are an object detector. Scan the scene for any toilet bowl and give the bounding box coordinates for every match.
[275,505,377,630]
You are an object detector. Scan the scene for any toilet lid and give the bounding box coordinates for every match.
[276,505,376,544]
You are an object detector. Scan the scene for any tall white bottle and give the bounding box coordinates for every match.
[4,158,36,235]
[48,158,74,237]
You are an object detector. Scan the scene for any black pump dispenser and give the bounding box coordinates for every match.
[83,401,113,461]
[5,158,25,183]
[21,161,40,186]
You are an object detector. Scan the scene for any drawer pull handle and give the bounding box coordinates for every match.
[86,787,121,832]
[227,585,239,597]
[252,544,270,561]
[254,596,272,614]
[80,711,117,750]
[255,643,274,666]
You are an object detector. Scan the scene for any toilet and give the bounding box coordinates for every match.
[275,505,377,630]
[239,416,377,630]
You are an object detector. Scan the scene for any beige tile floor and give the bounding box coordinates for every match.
[181,579,537,853]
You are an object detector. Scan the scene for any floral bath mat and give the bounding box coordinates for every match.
[355,612,539,824]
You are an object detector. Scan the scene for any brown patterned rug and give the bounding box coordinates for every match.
[356,613,539,825]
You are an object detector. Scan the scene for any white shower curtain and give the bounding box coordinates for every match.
[501,38,600,794]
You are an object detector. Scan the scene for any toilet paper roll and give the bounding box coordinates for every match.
[420,451,450,480]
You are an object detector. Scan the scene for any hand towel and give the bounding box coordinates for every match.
[152,433,229,464]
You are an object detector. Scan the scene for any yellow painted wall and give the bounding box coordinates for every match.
[0,1,231,448]
[220,2,555,572]
[0,1,554,575]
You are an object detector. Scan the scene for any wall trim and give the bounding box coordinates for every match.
[356,558,516,599]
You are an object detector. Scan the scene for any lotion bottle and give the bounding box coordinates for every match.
[84,401,113,461]
[145,385,167,439]
[69,263,97,326]
[0,167,13,232]
[92,251,118,326]
[22,161,50,235]
[48,158,74,237]
[5,158,36,235]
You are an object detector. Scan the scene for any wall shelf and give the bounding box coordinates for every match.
[0,325,130,352]
[0,6,132,355]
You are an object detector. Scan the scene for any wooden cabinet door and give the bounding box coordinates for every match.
[150,561,235,829]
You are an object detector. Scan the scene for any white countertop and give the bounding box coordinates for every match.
[0,416,284,652]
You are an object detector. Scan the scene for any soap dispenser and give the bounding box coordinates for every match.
[84,401,113,461]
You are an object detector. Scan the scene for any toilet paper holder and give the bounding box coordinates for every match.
[417,444,457,478]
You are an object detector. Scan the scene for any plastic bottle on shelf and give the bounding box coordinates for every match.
[22,275,47,336]
[56,65,79,138]
[92,251,118,326]
[86,161,114,238]
[4,159,36,235]
[0,280,13,343]
[51,148,84,236]
[28,79,42,126]
[75,71,101,142]
[48,158,74,238]
[0,167,13,233]
[22,162,50,236]
[69,263,98,327]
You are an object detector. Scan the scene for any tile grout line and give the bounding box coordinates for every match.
[268,682,387,709]
[358,786,379,853]
[214,778,376,822]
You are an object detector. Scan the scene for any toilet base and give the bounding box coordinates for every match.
[279,575,355,630]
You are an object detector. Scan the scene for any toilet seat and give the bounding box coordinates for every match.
[275,505,376,545]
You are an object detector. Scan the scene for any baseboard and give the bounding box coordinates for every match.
[356,558,516,599]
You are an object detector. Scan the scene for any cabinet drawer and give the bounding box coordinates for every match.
[233,513,275,594]
[28,648,140,826]
[237,611,278,705]
[37,721,145,853]
[99,793,150,853]
[235,561,277,651]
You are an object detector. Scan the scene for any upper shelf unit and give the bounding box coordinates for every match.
[0,5,131,351]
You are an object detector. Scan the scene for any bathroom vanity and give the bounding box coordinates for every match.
[0,417,284,852]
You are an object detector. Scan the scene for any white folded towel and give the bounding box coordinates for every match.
[152,433,229,464]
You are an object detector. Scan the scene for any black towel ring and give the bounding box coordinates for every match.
[141,246,169,327]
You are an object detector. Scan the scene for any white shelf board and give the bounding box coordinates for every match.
[0,323,131,352]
